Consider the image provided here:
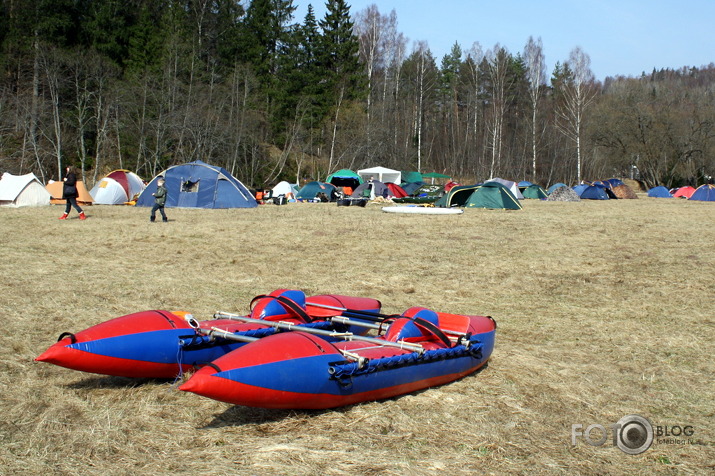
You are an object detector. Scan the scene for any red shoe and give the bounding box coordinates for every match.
[79,212,87,220]
[59,213,68,220]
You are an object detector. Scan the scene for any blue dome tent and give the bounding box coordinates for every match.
[647,186,672,198]
[136,161,257,209]
[690,184,715,201]
[573,184,610,200]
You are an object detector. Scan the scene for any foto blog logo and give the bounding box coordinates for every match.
[571,414,654,455]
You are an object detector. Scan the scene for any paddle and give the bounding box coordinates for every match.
[186,317,261,344]
[329,316,467,340]
[304,301,400,322]
[213,312,425,353]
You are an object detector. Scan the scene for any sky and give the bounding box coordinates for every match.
[294,0,715,80]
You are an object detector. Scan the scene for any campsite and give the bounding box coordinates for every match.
[1,196,713,474]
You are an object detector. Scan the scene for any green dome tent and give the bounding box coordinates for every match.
[522,184,548,199]
[436,182,522,210]
[326,169,362,188]
[466,182,522,210]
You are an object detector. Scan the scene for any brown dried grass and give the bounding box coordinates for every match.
[1,199,713,474]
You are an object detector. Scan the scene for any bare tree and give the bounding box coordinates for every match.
[38,46,66,181]
[524,36,546,182]
[354,5,386,151]
[413,41,434,172]
[556,47,598,183]
[464,42,484,176]
[485,44,511,179]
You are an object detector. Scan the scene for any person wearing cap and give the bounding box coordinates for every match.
[150,176,168,222]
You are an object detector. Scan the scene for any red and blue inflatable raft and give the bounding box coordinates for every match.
[36,290,382,378]
[180,307,496,409]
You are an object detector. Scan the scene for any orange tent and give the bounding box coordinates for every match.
[46,180,94,205]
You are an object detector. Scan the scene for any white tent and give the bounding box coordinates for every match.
[0,172,51,207]
[271,181,300,198]
[357,166,401,185]
[485,177,524,200]
[90,170,145,204]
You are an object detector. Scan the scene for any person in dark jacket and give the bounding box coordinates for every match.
[59,166,86,220]
[150,177,168,222]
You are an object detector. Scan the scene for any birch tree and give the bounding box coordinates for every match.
[524,36,546,182]
[485,44,511,179]
[555,47,598,183]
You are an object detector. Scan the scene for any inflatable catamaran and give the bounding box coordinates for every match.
[37,290,496,408]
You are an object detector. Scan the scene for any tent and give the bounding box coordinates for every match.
[434,185,479,208]
[357,166,401,185]
[326,169,363,188]
[484,178,524,199]
[518,180,534,188]
[135,160,256,209]
[573,184,609,200]
[0,172,51,207]
[401,171,423,184]
[690,184,715,201]
[271,181,300,198]
[296,181,336,201]
[90,169,145,204]
[647,186,672,198]
[672,186,696,199]
[466,182,522,210]
[352,180,388,199]
[386,182,408,198]
[522,184,548,199]
[546,187,580,201]
[436,183,522,210]
[46,180,94,205]
[401,181,426,195]
[547,183,568,194]
[611,184,638,199]
[599,178,625,189]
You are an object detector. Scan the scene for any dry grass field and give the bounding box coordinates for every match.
[1,197,713,475]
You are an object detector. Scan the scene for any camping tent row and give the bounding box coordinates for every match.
[649,184,714,201]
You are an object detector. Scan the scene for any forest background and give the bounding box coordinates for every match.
[1,0,713,190]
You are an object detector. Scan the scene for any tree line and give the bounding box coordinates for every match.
[1,0,713,190]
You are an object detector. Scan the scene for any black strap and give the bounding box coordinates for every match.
[57,332,77,343]
[250,294,313,323]
[411,316,452,348]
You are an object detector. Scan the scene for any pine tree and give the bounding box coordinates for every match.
[318,0,363,102]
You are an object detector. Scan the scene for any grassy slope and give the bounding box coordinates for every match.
[0,198,713,475]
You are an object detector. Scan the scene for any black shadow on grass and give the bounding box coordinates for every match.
[66,375,172,389]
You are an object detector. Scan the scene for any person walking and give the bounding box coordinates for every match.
[59,166,86,220]
[150,176,168,222]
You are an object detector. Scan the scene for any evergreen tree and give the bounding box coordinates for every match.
[82,0,135,67]
[318,0,364,102]
[238,0,296,84]
[125,2,167,76]
[276,5,324,127]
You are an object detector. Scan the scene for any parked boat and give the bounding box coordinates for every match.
[180,307,496,409]
[36,290,382,378]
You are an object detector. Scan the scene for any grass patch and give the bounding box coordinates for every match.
[0,198,713,474]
